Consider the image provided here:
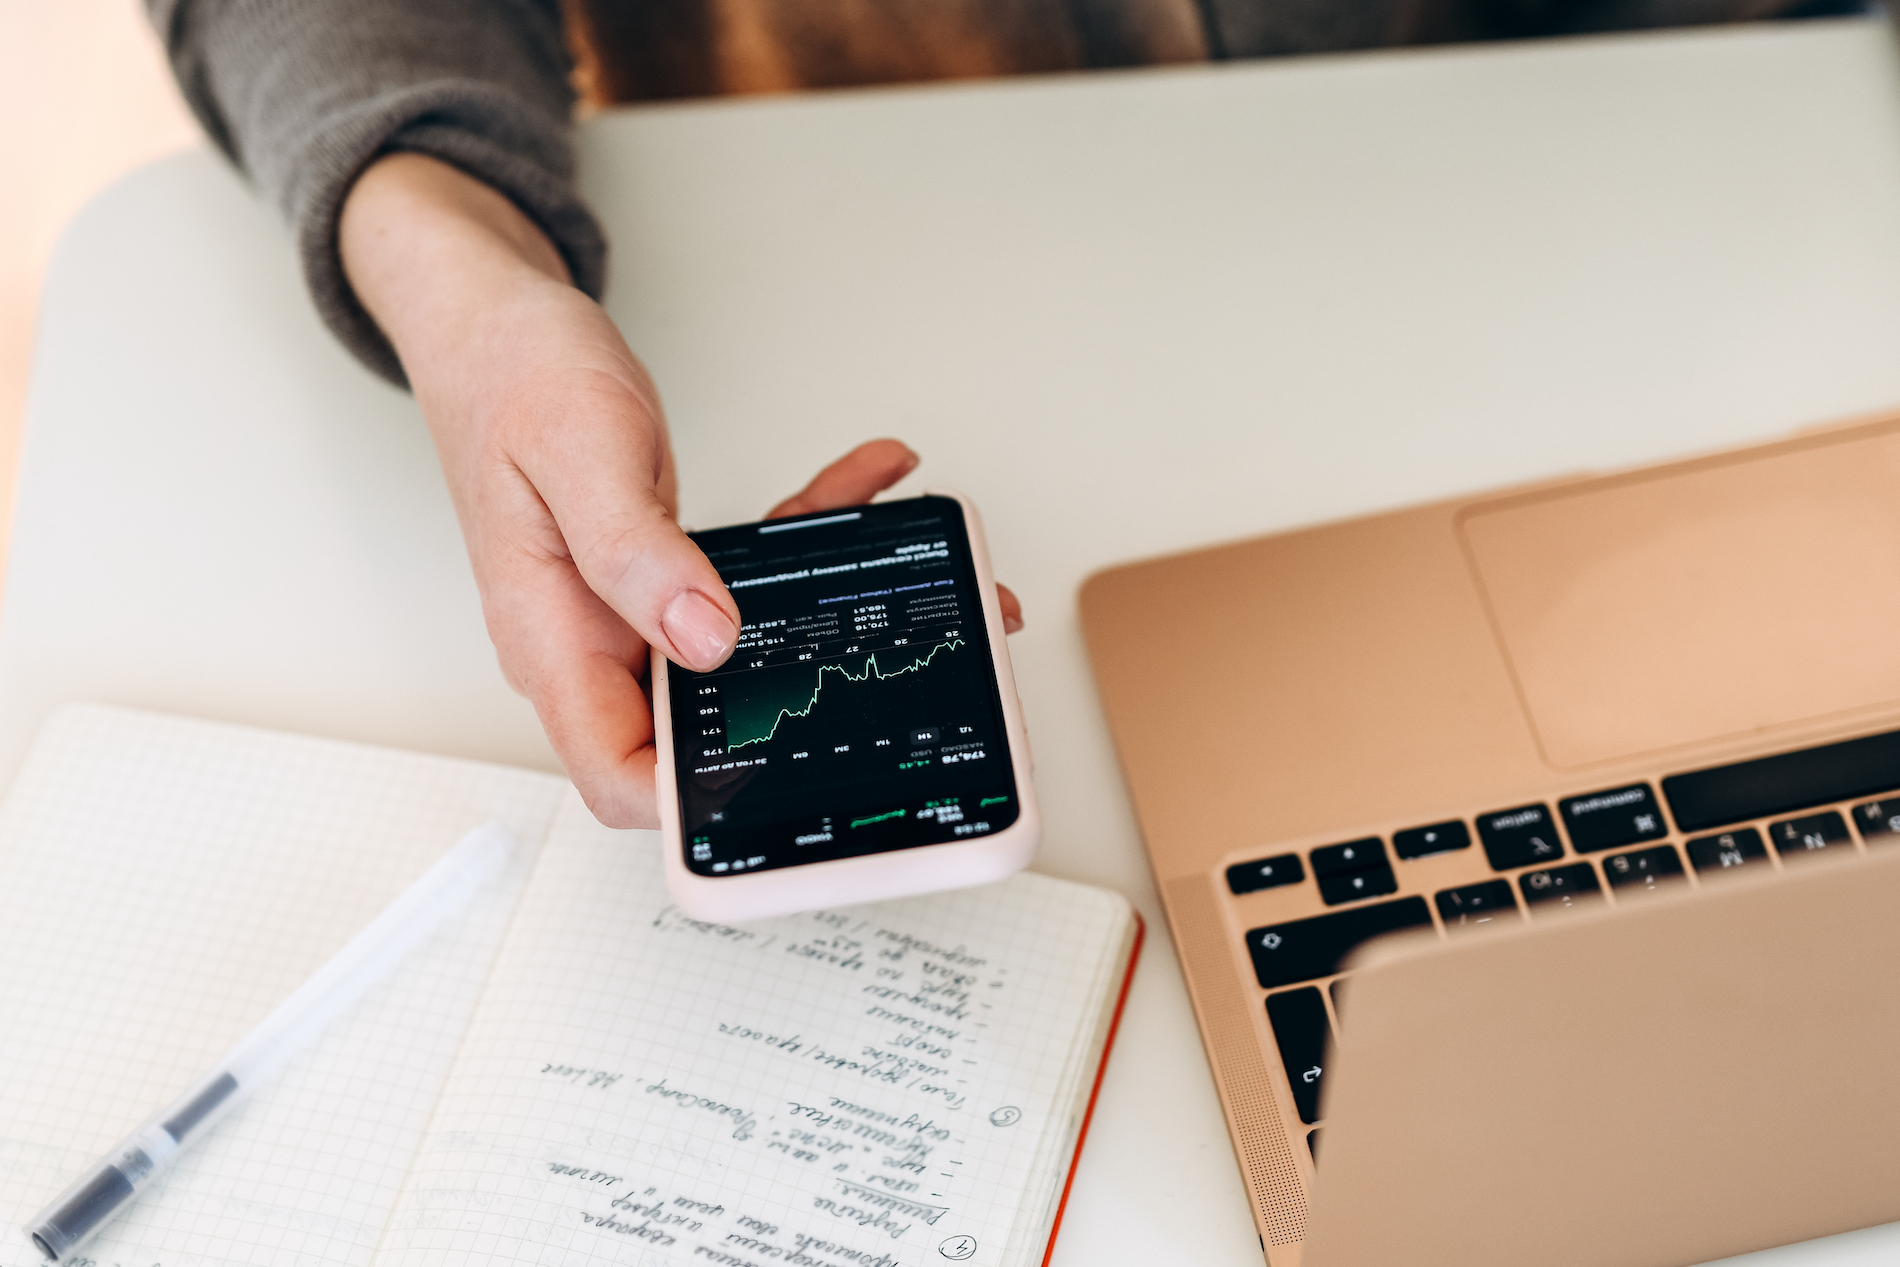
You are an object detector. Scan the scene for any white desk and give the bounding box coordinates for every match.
[13,16,1900,1265]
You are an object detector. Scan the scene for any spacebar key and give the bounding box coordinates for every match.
[1246,897,1433,989]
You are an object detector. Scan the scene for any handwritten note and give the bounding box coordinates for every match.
[375,795,1132,1267]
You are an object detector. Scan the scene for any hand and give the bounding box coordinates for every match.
[339,154,1019,828]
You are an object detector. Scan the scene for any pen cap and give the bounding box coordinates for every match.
[27,1117,177,1263]
[29,1164,135,1261]
[27,1065,238,1261]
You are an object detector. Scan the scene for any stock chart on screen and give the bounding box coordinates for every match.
[669,497,1019,877]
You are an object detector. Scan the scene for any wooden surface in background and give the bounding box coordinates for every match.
[562,0,1835,103]
[565,0,1208,101]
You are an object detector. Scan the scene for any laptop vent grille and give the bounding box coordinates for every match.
[1163,874,1307,1250]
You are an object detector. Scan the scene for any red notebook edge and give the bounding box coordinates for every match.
[1039,909,1147,1267]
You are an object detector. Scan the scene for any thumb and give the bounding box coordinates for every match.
[527,429,739,673]
[588,501,741,673]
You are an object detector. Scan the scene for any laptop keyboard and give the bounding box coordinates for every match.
[1233,726,1900,1159]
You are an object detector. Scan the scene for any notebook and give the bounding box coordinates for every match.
[0,705,1140,1267]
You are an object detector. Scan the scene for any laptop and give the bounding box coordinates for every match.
[1079,409,1900,1266]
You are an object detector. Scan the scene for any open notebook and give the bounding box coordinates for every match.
[0,706,1139,1267]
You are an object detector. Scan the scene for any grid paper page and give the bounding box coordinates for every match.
[0,705,567,1267]
[377,793,1135,1267]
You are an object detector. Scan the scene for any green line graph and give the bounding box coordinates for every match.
[723,640,965,749]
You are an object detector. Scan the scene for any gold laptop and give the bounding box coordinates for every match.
[1080,410,1900,1266]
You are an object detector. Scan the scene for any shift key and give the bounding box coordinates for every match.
[1247,897,1433,989]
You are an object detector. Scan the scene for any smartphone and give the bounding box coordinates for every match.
[652,491,1039,921]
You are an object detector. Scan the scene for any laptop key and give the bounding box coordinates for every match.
[1853,799,1900,843]
[1246,896,1433,989]
[1226,853,1305,896]
[1478,803,1565,871]
[1318,866,1397,906]
[1310,838,1386,876]
[1435,879,1519,931]
[1519,862,1602,911]
[1559,784,1668,853]
[1393,820,1471,860]
[1603,844,1684,894]
[1685,827,1768,875]
[1311,838,1396,905]
[1663,726,1900,832]
[1266,987,1330,1124]
[1769,811,1851,859]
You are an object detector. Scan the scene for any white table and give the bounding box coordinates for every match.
[13,16,1900,1265]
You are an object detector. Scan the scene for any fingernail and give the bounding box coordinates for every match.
[900,449,920,474]
[1004,615,1024,634]
[663,590,737,670]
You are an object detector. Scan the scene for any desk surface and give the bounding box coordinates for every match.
[14,17,1900,1265]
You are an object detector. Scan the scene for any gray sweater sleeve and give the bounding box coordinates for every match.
[147,0,606,386]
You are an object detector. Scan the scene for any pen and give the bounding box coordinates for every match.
[26,820,515,1262]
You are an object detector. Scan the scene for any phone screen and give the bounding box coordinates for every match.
[668,495,1021,878]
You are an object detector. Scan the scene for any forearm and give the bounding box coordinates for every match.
[341,154,572,377]
[148,0,602,385]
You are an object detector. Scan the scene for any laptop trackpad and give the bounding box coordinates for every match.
[1459,426,1900,768]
